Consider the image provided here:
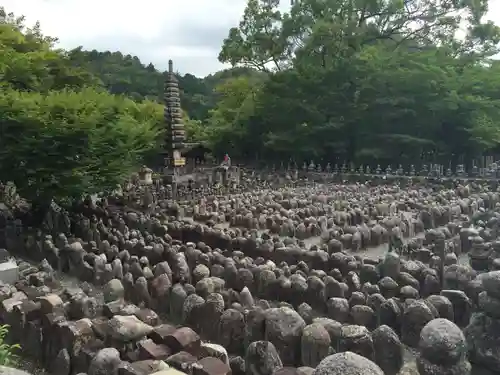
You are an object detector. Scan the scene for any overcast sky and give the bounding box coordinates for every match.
[2,0,500,77]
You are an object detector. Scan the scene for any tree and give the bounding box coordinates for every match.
[0,9,99,92]
[213,0,500,164]
[219,0,287,72]
[0,87,161,210]
[204,74,265,158]
[184,111,207,142]
[65,48,261,122]
[3,4,500,178]
[214,37,500,164]
[0,10,162,223]
[251,45,500,163]
[219,0,500,72]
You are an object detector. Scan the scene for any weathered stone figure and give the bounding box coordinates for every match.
[313,352,384,375]
[465,271,500,371]
[418,318,471,375]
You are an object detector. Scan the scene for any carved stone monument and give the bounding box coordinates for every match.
[163,60,186,196]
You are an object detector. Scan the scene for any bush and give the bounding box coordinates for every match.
[0,325,20,366]
[0,87,162,209]
[0,14,163,218]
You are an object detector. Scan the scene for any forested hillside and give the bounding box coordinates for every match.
[61,0,500,167]
[66,48,260,121]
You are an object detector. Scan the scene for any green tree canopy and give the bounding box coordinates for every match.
[0,87,161,204]
[206,0,500,164]
[65,48,261,121]
[0,8,162,218]
[219,0,500,72]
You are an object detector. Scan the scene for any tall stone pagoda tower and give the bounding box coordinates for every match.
[163,59,186,188]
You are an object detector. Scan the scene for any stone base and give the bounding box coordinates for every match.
[465,312,500,372]
[0,261,18,284]
[469,258,490,271]
[417,356,471,375]
[0,366,32,375]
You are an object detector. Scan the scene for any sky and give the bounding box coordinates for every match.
[2,0,500,77]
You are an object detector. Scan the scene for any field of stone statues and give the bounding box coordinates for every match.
[0,176,500,375]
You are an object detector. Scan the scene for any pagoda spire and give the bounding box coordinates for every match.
[163,59,186,183]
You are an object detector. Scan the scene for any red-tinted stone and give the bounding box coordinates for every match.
[164,327,201,355]
[166,351,198,372]
[274,368,301,375]
[124,349,140,363]
[138,339,171,360]
[118,360,169,375]
[135,309,160,326]
[193,357,231,375]
[148,324,177,344]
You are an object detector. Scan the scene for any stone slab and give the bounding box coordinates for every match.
[0,261,18,284]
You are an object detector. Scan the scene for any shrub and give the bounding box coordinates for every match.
[0,325,20,366]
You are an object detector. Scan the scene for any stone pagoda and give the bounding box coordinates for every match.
[163,59,186,189]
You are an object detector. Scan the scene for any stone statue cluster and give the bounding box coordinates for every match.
[1,175,500,375]
[267,160,500,180]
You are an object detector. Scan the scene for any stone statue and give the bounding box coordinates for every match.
[388,233,404,254]
[489,162,498,178]
[433,164,442,177]
[471,164,478,176]
[308,160,315,171]
[397,164,403,175]
[420,164,428,176]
